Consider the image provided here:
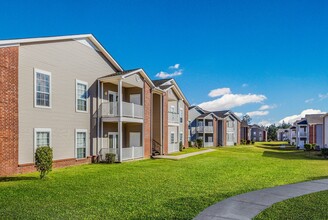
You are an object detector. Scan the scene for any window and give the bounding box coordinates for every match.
[76,129,87,159]
[180,132,183,142]
[170,132,175,144]
[170,105,175,113]
[34,128,51,149]
[76,80,88,112]
[34,69,51,108]
[179,108,183,123]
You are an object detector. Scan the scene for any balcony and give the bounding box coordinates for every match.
[99,146,144,162]
[197,126,214,133]
[298,132,307,137]
[168,112,179,123]
[227,127,234,132]
[100,102,143,119]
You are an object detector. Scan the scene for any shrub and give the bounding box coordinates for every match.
[304,144,313,151]
[241,139,246,145]
[179,142,183,151]
[188,141,192,148]
[234,142,237,146]
[35,146,53,179]
[321,148,328,159]
[268,139,272,142]
[251,141,255,145]
[105,153,116,164]
[196,139,203,149]
[246,140,251,145]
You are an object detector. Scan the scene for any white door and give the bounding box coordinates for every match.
[129,132,141,147]
[108,132,118,149]
[108,91,118,116]
[130,94,141,105]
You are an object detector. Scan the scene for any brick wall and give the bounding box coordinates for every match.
[213,118,218,146]
[237,121,241,145]
[0,46,19,176]
[309,125,316,144]
[223,119,227,146]
[143,82,151,158]
[163,93,168,154]
[184,104,188,148]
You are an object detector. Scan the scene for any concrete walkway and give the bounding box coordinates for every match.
[194,178,328,220]
[152,149,215,160]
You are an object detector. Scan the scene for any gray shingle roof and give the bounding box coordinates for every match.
[99,68,141,79]
[305,114,324,125]
[152,79,172,87]
[212,110,230,118]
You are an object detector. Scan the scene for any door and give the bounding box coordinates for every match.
[108,132,118,149]
[108,91,118,116]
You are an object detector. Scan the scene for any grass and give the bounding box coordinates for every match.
[255,190,328,220]
[169,147,208,155]
[0,142,327,219]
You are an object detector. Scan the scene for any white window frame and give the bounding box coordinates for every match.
[76,79,89,113]
[34,128,52,151]
[75,129,88,159]
[170,132,175,144]
[179,108,183,123]
[34,68,52,109]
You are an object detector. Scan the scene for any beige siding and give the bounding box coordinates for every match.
[18,39,116,164]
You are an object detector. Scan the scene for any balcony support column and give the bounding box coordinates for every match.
[118,79,123,162]
[203,118,205,147]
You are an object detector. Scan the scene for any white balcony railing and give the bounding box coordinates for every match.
[168,112,179,123]
[298,132,307,137]
[227,127,234,132]
[101,102,143,119]
[204,142,214,147]
[122,146,144,161]
[168,143,179,153]
[197,126,214,133]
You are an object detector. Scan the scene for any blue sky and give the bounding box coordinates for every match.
[1,0,327,125]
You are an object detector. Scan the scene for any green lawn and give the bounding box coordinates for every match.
[0,142,327,219]
[255,190,328,220]
[169,147,208,155]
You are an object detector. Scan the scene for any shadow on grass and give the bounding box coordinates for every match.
[0,176,38,182]
[262,150,325,160]
[256,145,297,151]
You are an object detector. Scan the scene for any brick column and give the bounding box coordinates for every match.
[143,82,151,158]
[213,118,218,146]
[0,46,19,176]
[184,104,188,148]
[237,121,241,145]
[163,94,168,154]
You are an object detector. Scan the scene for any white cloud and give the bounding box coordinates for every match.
[259,104,276,110]
[319,93,328,100]
[242,83,248,87]
[156,64,183,79]
[235,112,243,118]
[208,88,231,97]
[169,64,180,69]
[279,109,326,124]
[305,98,314,103]
[199,93,267,111]
[258,120,272,127]
[246,110,269,117]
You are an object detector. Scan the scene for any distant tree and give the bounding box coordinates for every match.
[242,114,252,125]
[267,124,278,141]
[279,121,291,129]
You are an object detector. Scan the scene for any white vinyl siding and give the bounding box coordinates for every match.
[34,128,51,150]
[76,80,88,112]
[76,129,87,159]
[34,69,51,108]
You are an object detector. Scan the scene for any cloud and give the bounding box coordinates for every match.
[208,88,231,97]
[242,83,248,87]
[305,98,314,103]
[169,64,180,69]
[156,64,183,79]
[199,93,267,111]
[279,109,326,124]
[259,104,276,110]
[319,93,328,100]
[234,112,243,118]
[258,120,272,127]
[246,110,269,117]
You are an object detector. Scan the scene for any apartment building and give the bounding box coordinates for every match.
[152,79,189,154]
[213,110,241,146]
[305,114,324,148]
[250,125,267,142]
[0,34,189,176]
[188,106,219,147]
[276,128,290,141]
[289,126,296,145]
[323,114,328,148]
[240,121,251,141]
[295,119,309,149]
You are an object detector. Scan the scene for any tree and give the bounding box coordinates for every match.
[35,146,53,179]
[242,114,252,125]
[267,124,278,141]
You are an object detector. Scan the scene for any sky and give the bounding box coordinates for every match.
[1,0,327,125]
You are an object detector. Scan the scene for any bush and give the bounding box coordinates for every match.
[188,141,192,148]
[241,139,246,145]
[105,153,116,164]
[268,139,272,142]
[35,146,53,179]
[304,144,314,151]
[251,141,255,145]
[246,140,251,145]
[196,139,203,149]
[179,142,183,151]
[321,148,328,159]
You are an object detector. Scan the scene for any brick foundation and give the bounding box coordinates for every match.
[0,46,19,176]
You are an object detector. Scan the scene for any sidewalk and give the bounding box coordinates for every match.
[152,149,215,160]
[194,179,328,220]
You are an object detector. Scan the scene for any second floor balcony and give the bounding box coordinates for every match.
[100,101,144,119]
[298,131,307,137]
[197,126,214,133]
